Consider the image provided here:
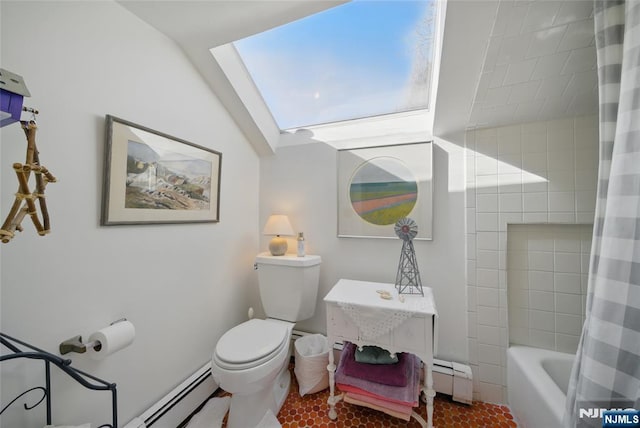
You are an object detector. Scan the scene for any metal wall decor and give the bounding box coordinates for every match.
[394,217,424,296]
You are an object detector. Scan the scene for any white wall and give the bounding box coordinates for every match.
[0,2,261,426]
[259,130,468,364]
[465,116,598,404]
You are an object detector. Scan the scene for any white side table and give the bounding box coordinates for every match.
[324,279,438,428]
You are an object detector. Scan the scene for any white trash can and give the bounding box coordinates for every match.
[293,334,330,396]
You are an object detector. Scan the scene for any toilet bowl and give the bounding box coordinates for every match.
[211,253,321,428]
[211,318,293,428]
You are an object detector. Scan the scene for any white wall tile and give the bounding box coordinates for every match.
[530,309,555,332]
[503,58,537,85]
[555,232,581,252]
[471,119,596,394]
[478,250,500,269]
[529,329,555,350]
[468,338,479,364]
[497,173,523,193]
[549,212,576,223]
[499,213,523,231]
[467,234,477,259]
[555,292,583,315]
[478,231,499,250]
[477,194,499,213]
[467,208,477,234]
[524,212,549,223]
[478,325,501,346]
[576,190,596,212]
[554,272,582,294]
[468,311,478,338]
[478,269,500,288]
[477,174,499,194]
[523,177,549,193]
[478,343,502,365]
[478,382,504,404]
[529,251,554,271]
[555,252,581,273]
[529,270,554,291]
[558,19,595,51]
[499,193,523,212]
[527,26,565,58]
[478,306,501,326]
[508,251,529,271]
[549,191,576,212]
[523,152,548,173]
[547,150,574,172]
[508,269,528,289]
[466,187,477,207]
[509,326,530,345]
[509,307,529,328]
[477,155,499,175]
[478,287,500,307]
[479,362,503,385]
[547,126,574,151]
[509,289,529,310]
[576,212,595,223]
[575,169,598,191]
[548,171,575,192]
[555,313,583,335]
[477,213,499,231]
[498,155,524,175]
[524,192,549,212]
[556,333,580,354]
[530,290,555,311]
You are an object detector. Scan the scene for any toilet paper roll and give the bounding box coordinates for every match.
[88,320,135,360]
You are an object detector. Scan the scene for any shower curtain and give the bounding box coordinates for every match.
[564,1,640,427]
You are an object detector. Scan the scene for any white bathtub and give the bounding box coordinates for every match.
[507,346,575,428]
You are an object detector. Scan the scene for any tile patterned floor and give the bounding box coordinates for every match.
[221,364,518,428]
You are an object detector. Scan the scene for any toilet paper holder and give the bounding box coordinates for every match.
[59,318,127,355]
[59,335,101,355]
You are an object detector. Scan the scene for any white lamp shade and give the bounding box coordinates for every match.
[263,215,294,236]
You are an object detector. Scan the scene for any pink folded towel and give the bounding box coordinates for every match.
[342,342,408,387]
[343,392,413,421]
[335,343,421,407]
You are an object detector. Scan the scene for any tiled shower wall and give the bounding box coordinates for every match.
[465,116,598,404]
[507,224,591,353]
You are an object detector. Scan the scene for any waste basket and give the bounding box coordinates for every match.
[293,334,330,396]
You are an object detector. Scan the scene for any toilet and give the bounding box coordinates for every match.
[211,253,321,428]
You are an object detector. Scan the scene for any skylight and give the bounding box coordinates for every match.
[234,0,437,130]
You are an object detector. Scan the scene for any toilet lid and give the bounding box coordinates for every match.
[215,319,289,365]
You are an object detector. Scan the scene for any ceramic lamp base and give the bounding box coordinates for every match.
[269,236,288,256]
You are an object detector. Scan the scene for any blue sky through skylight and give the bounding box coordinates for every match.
[234,0,435,130]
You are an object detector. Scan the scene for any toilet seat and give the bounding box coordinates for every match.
[214,319,289,370]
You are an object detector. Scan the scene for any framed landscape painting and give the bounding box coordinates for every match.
[101,115,221,225]
[337,142,433,239]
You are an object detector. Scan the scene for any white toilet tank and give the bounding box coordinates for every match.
[255,253,321,322]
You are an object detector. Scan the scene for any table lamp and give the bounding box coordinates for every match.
[263,215,294,256]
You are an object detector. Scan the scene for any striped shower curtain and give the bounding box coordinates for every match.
[564,1,640,427]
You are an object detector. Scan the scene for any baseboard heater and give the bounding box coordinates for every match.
[124,362,217,428]
[432,359,473,405]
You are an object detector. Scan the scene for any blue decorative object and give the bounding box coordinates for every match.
[0,68,31,128]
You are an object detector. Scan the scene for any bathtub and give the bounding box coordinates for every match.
[507,345,575,428]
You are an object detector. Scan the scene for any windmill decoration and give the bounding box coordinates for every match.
[394,217,424,296]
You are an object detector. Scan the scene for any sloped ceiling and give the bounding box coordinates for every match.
[434,0,597,136]
[120,0,598,142]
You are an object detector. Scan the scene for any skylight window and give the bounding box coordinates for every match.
[234,0,437,130]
